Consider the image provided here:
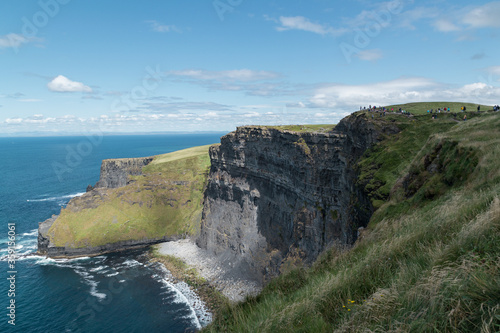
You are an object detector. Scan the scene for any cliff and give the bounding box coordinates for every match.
[197,114,395,283]
[95,156,154,188]
[38,145,212,257]
[204,108,500,332]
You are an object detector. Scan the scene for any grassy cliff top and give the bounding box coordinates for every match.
[150,144,212,165]
[260,124,336,133]
[385,101,492,114]
[48,144,214,248]
[204,111,500,332]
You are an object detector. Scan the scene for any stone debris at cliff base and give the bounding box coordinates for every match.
[156,239,261,303]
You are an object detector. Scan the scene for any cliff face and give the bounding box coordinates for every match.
[95,157,154,188]
[197,114,389,283]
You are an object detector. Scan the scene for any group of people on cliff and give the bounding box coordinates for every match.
[360,105,411,116]
[360,104,499,116]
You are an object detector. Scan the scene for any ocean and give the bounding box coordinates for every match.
[0,134,224,333]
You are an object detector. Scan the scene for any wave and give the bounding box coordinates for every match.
[153,264,212,328]
[160,278,202,330]
[27,192,86,203]
[122,259,142,268]
[22,229,39,237]
[89,265,107,272]
[0,231,39,260]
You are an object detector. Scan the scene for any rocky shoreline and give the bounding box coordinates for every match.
[153,239,262,303]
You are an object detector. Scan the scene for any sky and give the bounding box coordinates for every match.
[1,0,500,135]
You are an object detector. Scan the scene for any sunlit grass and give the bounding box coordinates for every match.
[48,144,213,248]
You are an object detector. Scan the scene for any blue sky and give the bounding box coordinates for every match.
[1,0,500,135]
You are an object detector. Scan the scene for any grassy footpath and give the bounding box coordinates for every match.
[48,145,213,248]
[203,110,500,332]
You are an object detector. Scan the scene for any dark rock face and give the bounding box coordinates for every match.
[197,114,385,283]
[38,215,57,255]
[95,157,154,188]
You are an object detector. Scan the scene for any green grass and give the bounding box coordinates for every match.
[150,144,213,165]
[264,124,336,133]
[385,101,492,115]
[48,144,213,248]
[203,111,500,332]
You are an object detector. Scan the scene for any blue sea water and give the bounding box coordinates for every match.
[0,134,224,333]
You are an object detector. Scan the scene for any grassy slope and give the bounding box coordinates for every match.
[204,111,500,332]
[48,145,213,248]
[264,124,336,133]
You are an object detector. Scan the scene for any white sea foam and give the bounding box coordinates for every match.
[27,192,85,202]
[89,265,107,272]
[87,279,107,300]
[73,268,107,300]
[161,278,202,329]
[153,263,212,328]
[105,272,119,277]
[122,259,142,268]
[21,229,38,237]
[33,256,58,265]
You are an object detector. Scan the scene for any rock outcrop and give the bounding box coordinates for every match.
[95,157,154,188]
[197,114,391,284]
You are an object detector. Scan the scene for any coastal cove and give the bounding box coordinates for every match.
[0,134,224,333]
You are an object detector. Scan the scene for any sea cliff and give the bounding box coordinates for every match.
[196,115,396,283]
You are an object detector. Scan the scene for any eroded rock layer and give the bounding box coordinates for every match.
[197,115,386,283]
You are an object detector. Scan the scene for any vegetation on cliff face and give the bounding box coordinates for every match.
[48,145,212,248]
[204,108,500,332]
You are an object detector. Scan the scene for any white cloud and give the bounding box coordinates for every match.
[168,69,280,82]
[307,77,500,109]
[47,75,92,93]
[356,49,383,61]
[5,118,23,125]
[0,33,32,49]
[397,7,439,30]
[147,20,181,33]
[434,20,461,32]
[276,16,346,36]
[463,1,500,28]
